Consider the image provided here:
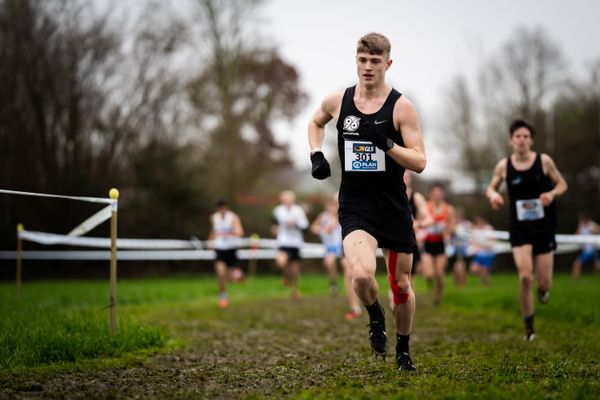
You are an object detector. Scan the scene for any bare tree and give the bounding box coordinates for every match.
[441,76,495,192]
[0,0,210,245]
[478,26,566,157]
[552,58,600,217]
[186,0,307,202]
[438,26,567,195]
[481,27,565,120]
[0,0,127,241]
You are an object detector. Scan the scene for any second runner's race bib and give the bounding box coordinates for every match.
[344,140,386,172]
[516,199,545,221]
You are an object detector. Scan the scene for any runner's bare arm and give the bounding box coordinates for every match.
[486,159,507,209]
[310,213,323,235]
[414,192,434,229]
[308,92,342,151]
[232,214,244,237]
[540,154,568,206]
[208,215,216,241]
[387,97,426,173]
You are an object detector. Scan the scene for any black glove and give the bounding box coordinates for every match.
[361,120,394,151]
[310,151,331,180]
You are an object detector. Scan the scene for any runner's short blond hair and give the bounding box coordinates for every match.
[357,32,391,57]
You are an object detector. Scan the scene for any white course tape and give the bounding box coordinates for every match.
[19,230,322,251]
[468,229,600,246]
[555,234,600,246]
[0,244,579,261]
[10,228,595,261]
[0,248,325,260]
[0,188,114,205]
[468,229,510,241]
[68,205,113,237]
[0,246,379,260]
[20,231,195,249]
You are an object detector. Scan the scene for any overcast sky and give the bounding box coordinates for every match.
[260,0,600,177]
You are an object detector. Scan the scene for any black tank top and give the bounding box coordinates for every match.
[336,85,408,213]
[506,153,556,229]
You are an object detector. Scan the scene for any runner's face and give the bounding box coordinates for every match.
[430,187,444,202]
[509,127,533,154]
[280,192,295,206]
[356,52,391,88]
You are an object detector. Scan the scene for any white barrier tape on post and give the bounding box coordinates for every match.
[19,230,323,251]
[0,248,323,260]
[468,229,600,246]
[465,230,599,255]
[555,234,600,246]
[0,188,114,204]
[0,242,580,261]
[468,229,510,241]
[68,205,113,237]
[18,226,597,256]
[20,230,195,249]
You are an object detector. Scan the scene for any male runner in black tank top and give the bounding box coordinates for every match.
[486,119,568,341]
[307,32,426,371]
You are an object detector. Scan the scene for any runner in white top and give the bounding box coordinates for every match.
[209,199,244,308]
[271,190,309,300]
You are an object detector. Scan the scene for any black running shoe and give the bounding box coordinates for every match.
[368,319,387,359]
[396,352,417,371]
[538,289,550,305]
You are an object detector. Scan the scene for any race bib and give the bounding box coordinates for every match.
[429,222,445,235]
[344,141,386,172]
[516,199,545,221]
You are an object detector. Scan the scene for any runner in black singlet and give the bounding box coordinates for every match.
[307,33,426,371]
[486,119,568,341]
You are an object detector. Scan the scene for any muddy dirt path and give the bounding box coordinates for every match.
[2,293,466,399]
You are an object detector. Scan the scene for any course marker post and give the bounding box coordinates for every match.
[16,223,23,301]
[249,233,259,279]
[109,188,119,335]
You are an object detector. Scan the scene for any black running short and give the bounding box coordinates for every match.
[424,241,445,256]
[509,227,556,255]
[339,207,416,254]
[215,249,239,267]
[278,246,301,261]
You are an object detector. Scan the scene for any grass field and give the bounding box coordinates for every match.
[1,271,599,399]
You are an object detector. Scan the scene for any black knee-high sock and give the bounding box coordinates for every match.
[365,299,384,322]
[396,334,410,354]
[524,314,534,333]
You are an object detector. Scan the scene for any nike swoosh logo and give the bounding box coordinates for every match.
[374,120,387,125]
